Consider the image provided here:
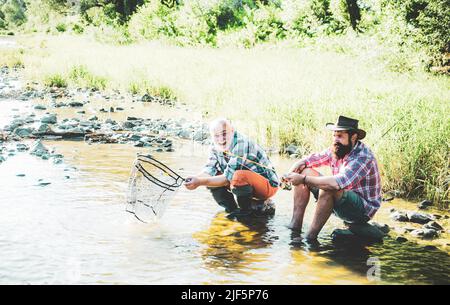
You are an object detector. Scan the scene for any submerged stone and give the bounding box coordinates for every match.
[30,139,49,157]
[395,236,408,243]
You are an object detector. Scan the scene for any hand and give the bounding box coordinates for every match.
[184,176,201,190]
[283,172,305,186]
[289,161,306,174]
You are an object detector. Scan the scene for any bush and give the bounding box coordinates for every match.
[1,0,27,27]
[45,74,67,88]
[55,22,66,32]
[382,0,450,67]
[68,65,107,90]
[0,10,6,29]
[414,0,450,65]
[72,23,84,34]
[127,1,177,41]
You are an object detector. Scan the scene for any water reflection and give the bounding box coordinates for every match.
[194,212,277,272]
[288,235,450,284]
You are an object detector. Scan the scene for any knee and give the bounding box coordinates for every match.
[230,170,250,187]
[300,168,320,177]
[318,189,335,199]
[318,189,343,202]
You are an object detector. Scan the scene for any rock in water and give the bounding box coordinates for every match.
[41,114,57,124]
[423,221,443,231]
[418,200,432,209]
[390,211,408,222]
[347,223,386,242]
[395,236,408,243]
[331,229,356,241]
[30,139,49,157]
[410,228,438,239]
[371,222,390,234]
[69,101,84,107]
[407,211,433,224]
[34,105,47,110]
[14,127,33,138]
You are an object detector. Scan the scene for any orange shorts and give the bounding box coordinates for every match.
[230,170,278,200]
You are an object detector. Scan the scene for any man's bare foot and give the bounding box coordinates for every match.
[305,233,318,241]
[287,222,302,230]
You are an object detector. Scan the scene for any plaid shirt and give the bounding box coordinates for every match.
[203,131,280,187]
[301,141,381,218]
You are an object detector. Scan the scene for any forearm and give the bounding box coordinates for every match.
[198,174,230,187]
[305,175,340,191]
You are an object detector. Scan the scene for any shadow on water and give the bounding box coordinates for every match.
[288,233,450,284]
[193,212,277,272]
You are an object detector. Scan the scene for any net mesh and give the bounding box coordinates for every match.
[126,154,185,223]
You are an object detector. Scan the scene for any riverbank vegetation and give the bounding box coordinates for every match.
[0,0,448,208]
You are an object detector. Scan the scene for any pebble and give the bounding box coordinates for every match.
[395,236,408,243]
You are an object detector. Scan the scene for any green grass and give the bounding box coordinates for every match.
[2,33,449,208]
[68,65,107,90]
[44,73,67,87]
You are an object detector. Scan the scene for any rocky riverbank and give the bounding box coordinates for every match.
[0,66,211,153]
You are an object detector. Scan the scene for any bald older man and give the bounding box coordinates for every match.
[184,118,280,217]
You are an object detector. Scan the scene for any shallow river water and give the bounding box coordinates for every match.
[1,134,449,284]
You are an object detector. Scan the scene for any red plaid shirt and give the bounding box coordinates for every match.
[302,141,381,218]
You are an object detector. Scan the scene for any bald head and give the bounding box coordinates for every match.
[209,118,234,152]
[209,118,232,133]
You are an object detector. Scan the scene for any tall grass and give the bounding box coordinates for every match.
[2,34,449,208]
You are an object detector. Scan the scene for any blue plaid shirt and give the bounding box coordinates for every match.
[203,131,280,187]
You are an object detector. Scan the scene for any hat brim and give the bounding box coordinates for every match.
[326,123,366,140]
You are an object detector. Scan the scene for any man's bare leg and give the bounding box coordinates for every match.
[306,189,344,240]
[288,168,321,230]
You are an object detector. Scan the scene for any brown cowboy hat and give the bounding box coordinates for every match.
[325,115,366,140]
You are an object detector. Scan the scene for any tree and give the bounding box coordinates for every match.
[345,0,360,31]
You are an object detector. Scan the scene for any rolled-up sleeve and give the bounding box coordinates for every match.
[303,148,332,168]
[223,157,239,182]
[335,156,371,189]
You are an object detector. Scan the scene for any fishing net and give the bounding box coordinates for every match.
[126,154,185,223]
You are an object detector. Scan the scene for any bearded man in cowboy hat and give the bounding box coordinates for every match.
[283,115,382,241]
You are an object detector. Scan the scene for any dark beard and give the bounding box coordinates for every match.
[332,142,353,159]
